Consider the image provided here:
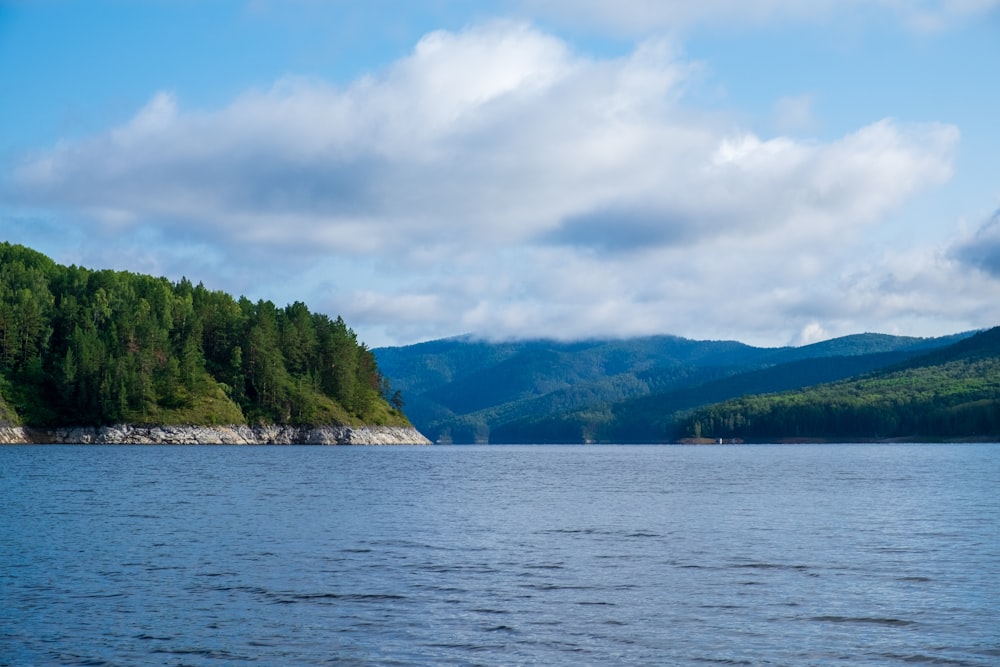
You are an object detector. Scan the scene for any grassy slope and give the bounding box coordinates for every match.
[0,384,20,426]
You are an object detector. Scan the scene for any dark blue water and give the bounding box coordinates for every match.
[1,444,998,666]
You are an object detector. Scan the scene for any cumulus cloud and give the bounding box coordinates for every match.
[10,22,955,257]
[3,20,968,345]
[545,120,956,254]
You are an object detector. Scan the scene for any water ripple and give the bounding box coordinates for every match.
[1,443,997,666]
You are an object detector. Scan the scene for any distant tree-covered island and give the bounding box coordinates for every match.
[0,242,419,441]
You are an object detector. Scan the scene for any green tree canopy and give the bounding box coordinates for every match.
[0,242,408,428]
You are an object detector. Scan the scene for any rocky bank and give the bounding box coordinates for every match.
[0,423,432,445]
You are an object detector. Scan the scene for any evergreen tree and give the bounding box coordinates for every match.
[0,242,408,428]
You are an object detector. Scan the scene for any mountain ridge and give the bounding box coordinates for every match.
[375,330,979,443]
[676,326,1000,442]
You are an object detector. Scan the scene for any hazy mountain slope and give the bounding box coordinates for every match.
[676,327,1000,442]
[375,331,971,443]
[375,336,762,441]
[498,350,926,443]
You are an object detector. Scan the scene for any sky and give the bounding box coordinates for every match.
[1,0,999,349]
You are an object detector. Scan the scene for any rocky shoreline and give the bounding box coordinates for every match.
[0,423,432,445]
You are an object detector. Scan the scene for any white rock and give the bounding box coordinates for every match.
[0,424,432,445]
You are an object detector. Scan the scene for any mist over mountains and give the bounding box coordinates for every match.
[375,329,991,443]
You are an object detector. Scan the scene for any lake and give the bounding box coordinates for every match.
[1,443,998,666]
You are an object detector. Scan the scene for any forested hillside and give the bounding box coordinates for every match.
[374,332,968,443]
[0,243,406,428]
[374,336,761,442]
[496,350,927,443]
[678,327,1000,442]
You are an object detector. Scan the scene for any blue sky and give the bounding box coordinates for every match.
[2,0,999,348]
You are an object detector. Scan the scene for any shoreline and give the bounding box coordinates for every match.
[0,423,432,445]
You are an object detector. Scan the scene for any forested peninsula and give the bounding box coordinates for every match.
[0,243,429,444]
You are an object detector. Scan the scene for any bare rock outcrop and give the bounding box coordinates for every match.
[0,425,28,444]
[0,424,432,445]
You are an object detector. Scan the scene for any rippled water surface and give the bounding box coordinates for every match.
[2,443,998,666]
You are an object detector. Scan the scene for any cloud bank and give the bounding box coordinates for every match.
[7,20,984,346]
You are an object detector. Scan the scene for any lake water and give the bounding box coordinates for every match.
[1,443,998,666]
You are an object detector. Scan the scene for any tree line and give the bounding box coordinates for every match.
[0,242,404,427]
[375,329,973,444]
[677,329,1000,441]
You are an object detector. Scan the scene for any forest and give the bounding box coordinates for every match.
[374,331,974,443]
[677,327,1000,441]
[0,243,407,428]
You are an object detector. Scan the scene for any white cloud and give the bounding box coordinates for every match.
[10,23,955,255]
[794,322,831,346]
[4,20,968,345]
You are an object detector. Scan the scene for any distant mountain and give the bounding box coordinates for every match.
[676,326,1000,442]
[374,331,972,443]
